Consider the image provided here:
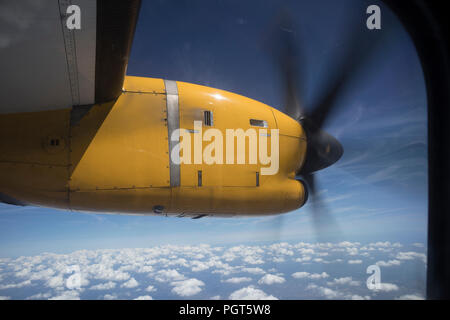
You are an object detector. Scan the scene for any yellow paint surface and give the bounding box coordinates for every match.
[0,76,307,216]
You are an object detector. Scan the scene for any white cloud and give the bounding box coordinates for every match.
[171,278,205,297]
[396,294,424,300]
[154,269,185,282]
[191,261,211,272]
[243,256,264,265]
[90,281,116,290]
[46,275,65,289]
[15,268,32,278]
[229,286,278,300]
[396,252,427,263]
[49,290,80,300]
[241,267,265,275]
[299,248,315,255]
[0,296,11,300]
[258,274,285,285]
[134,295,153,300]
[349,295,371,300]
[317,252,329,257]
[369,241,392,247]
[292,272,309,279]
[145,285,156,292]
[376,260,401,267]
[121,277,139,288]
[375,283,399,292]
[0,241,425,300]
[306,284,340,299]
[268,243,294,256]
[273,257,285,263]
[85,264,130,282]
[338,241,355,247]
[222,277,252,284]
[26,292,52,300]
[295,256,312,263]
[29,269,55,281]
[310,272,330,279]
[327,277,360,287]
[360,252,370,257]
[0,280,31,289]
[346,247,359,256]
[104,294,117,300]
[137,265,153,273]
[292,272,329,279]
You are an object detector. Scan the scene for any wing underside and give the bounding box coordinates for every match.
[0,0,141,114]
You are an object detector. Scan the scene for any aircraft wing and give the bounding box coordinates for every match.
[0,0,141,114]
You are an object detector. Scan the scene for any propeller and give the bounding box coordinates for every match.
[265,6,384,240]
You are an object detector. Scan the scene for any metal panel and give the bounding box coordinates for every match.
[123,76,166,93]
[70,92,170,190]
[0,108,71,166]
[177,81,279,187]
[164,80,180,187]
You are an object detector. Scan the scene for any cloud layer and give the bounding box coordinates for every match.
[0,241,426,300]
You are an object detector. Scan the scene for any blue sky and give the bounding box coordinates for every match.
[0,0,427,299]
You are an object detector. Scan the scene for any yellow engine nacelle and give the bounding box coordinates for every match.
[0,76,308,217]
